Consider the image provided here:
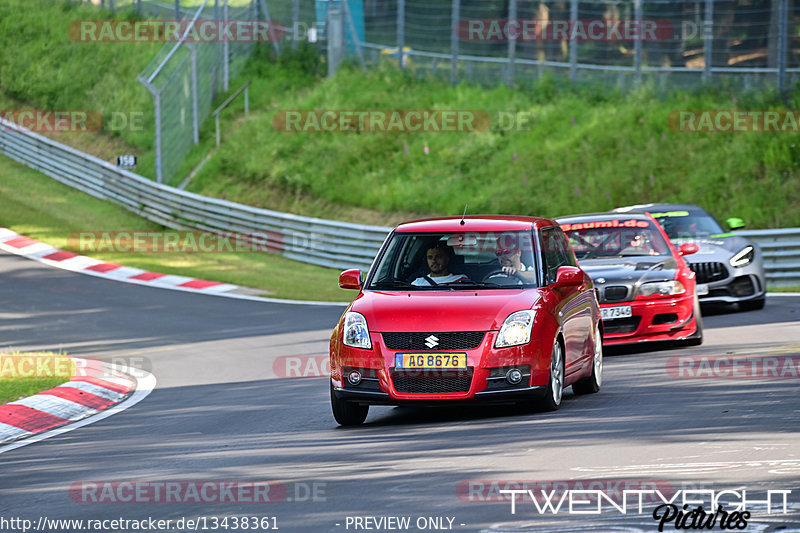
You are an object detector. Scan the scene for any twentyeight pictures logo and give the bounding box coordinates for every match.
[69,20,285,42]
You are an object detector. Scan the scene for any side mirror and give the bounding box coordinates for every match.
[678,242,700,256]
[338,269,362,290]
[554,266,583,287]
[726,217,746,231]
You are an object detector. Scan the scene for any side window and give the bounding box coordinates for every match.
[541,227,574,283]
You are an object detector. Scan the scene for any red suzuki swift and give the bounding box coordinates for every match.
[329,216,603,426]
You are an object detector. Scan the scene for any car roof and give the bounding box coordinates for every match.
[612,203,710,215]
[555,212,653,222]
[395,215,555,233]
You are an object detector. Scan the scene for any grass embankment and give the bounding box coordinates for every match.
[0,352,76,405]
[188,56,800,229]
[0,156,350,300]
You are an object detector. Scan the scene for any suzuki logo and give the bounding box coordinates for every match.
[424,335,439,349]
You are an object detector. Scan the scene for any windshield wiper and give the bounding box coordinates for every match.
[370,279,416,289]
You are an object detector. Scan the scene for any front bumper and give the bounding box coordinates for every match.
[600,293,697,345]
[330,330,552,404]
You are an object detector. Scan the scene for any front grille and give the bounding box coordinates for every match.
[382,331,485,351]
[652,313,679,325]
[603,286,629,302]
[689,262,728,284]
[603,317,641,334]
[391,368,473,393]
[730,276,755,297]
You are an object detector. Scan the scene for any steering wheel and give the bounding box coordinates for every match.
[482,269,524,284]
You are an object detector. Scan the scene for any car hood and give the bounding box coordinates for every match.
[577,257,679,284]
[673,235,754,262]
[350,289,542,332]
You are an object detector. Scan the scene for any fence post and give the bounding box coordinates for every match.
[703,0,713,83]
[175,0,180,19]
[341,0,366,68]
[634,0,642,87]
[328,6,344,77]
[506,0,517,86]
[223,0,229,91]
[397,0,405,69]
[450,0,460,85]
[292,0,299,50]
[190,43,199,145]
[259,0,281,55]
[569,0,578,82]
[778,0,788,95]
[109,0,115,11]
[154,92,163,184]
[137,0,141,16]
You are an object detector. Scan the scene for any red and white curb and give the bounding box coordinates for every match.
[0,227,347,305]
[0,358,156,453]
[0,227,238,294]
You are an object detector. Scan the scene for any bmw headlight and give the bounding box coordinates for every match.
[495,310,535,348]
[343,312,372,349]
[730,246,754,268]
[637,280,686,297]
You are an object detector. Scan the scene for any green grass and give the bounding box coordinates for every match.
[0,155,351,301]
[0,352,76,405]
[187,57,800,229]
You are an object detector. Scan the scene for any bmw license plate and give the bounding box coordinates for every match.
[601,305,633,321]
[395,353,467,369]
[696,283,709,296]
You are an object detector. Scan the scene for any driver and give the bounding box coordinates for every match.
[411,243,469,286]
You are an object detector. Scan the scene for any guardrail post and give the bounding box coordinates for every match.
[569,0,578,82]
[506,0,517,86]
[703,0,713,83]
[397,0,405,70]
[634,0,642,87]
[328,6,344,77]
[450,0,460,85]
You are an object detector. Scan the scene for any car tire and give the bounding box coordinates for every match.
[739,297,766,311]
[539,341,565,411]
[330,384,368,426]
[573,325,602,395]
[681,296,704,347]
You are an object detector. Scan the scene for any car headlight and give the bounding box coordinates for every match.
[637,280,686,297]
[730,246,754,267]
[495,310,535,348]
[343,312,372,349]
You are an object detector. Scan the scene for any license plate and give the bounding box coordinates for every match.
[601,305,633,321]
[696,283,709,296]
[395,353,467,369]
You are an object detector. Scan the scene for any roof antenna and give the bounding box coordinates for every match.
[460,204,468,225]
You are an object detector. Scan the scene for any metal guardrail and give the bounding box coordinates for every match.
[0,118,390,272]
[738,228,800,288]
[1,117,799,285]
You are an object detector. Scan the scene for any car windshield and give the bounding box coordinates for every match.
[366,231,542,290]
[561,219,672,259]
[648,210,725,239]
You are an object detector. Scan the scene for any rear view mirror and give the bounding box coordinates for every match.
[339,269,362,290]
[727,217,746,231]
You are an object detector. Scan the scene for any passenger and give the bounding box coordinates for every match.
[411,243,469,286]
